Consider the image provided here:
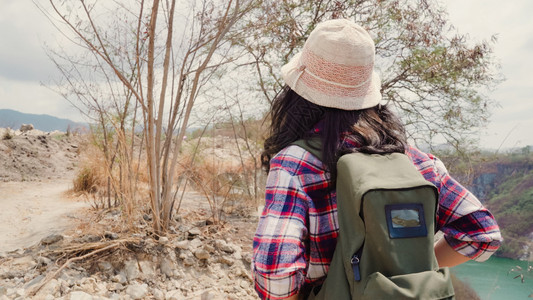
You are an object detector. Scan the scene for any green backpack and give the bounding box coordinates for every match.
[293,139,455,300]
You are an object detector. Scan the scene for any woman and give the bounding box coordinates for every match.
[252,19,501,300]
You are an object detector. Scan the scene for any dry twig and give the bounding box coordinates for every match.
[27,242,123,297]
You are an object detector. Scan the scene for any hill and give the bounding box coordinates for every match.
[442,150,533,260]
[0,109,86,132]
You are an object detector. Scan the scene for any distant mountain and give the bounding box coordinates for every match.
[0,109,87,132]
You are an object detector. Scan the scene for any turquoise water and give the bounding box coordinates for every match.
[452,256,533,299]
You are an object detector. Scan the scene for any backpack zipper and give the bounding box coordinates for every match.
[351,252,361,281]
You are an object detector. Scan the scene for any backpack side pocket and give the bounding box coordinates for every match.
[362,268,455,300]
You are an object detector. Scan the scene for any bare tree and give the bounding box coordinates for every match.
[241,0,503,152]
[37,0,256,234]
[44,23,143,214]
[37,0,502,233]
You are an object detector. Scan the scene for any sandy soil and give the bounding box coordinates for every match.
[0,129,87,254]
[0,179,88,253]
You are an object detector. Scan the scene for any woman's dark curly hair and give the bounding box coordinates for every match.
[261,86,408,182]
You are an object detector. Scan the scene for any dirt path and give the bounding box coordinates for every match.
[0,179,88,253]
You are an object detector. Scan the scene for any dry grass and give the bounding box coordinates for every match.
[1,128,13,140]
[72,134,151,225]
[72,132,263,229]
[73,166,99,193]
[179,137,263,223]
[72,143,107,194]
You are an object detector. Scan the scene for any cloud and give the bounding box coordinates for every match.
[0,1,60,82]
[0,1,81,122]
[446,0,533,148]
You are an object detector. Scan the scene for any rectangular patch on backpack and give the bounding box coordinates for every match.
[385,203,427,238]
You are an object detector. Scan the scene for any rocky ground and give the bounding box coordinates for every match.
[0,128,259,299]
[0,208,257,300]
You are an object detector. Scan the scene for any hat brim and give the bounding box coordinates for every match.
[281,52,382,111]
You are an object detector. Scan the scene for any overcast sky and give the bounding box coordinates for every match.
[0,0,532,149]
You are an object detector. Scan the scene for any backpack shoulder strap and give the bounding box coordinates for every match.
[292,137,323,161]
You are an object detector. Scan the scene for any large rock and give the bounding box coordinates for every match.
[215,240,235,253]
[107,293,121,300]
[95,281,108,294]
[0,270,23,280]
[37,256,52,266]
[36,279,60,298]
[201,291,213,300]
[124,260,140,281]
[194,249,210,260]
[189,238,202,250]
[152,288,165,300]
[23,274,44,290]
[79,277,98,294]
[104,231,119,240]
[68,291,94,300]
[111,274,127,284]
[242,252,253,264]
[232,249,242,260]
[183,257,196,267]
[14,288,25,298]
[59,268,85,287]
[139,260,156,278]
[19,124,34,132]
[58,278,70,295]
[78,234,101,243]
[159,257,177,278]
[97,261,114,274]
[188,227,202,237]
[204,243,215,253]
[174,240,189,250]
[11,256,37,269]
[217,255,235,266]
[41,234,64,245]
[125,283,148,300]
[107,282,125,292]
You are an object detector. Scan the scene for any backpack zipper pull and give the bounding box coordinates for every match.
[351,253,361,281]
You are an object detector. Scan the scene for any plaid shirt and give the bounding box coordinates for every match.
[252,144,502,299]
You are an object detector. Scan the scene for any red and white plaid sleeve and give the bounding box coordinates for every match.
[252,146,313,299]
[407,146,503,261]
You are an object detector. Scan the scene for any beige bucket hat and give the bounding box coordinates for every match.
[281,19,381,110]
